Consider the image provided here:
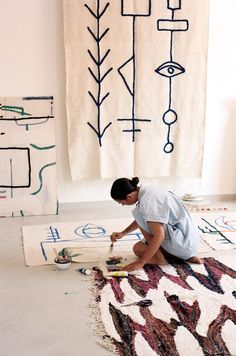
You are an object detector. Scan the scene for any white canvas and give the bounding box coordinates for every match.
[21,212,236,266]
[0,96,57,217]
[192,211,236,251]
[22,218,139,266]
[63,0,209,179]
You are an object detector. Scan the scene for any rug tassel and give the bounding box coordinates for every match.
[88,272,118,355]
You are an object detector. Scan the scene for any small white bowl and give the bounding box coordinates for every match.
[54,257,71,270]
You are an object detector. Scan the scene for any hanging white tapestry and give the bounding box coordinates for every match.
[63,0,209,179]
[0,96,57,217]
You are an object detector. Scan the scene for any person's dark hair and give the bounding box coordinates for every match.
[110,177,139,200]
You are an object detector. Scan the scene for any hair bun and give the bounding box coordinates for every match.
[110,177,139,200]
[131,177,139,186]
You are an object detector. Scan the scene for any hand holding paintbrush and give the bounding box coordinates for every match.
[109,231,124,252]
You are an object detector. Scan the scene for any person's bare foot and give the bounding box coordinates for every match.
[186,256,203,264]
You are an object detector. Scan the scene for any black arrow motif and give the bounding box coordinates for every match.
[85,0,112,147]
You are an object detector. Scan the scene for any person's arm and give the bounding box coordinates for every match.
[110,220,138,242]
[124,221,165,271]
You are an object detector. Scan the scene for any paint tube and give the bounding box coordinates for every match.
[77,268,91,275]
[105,271,128,277]
[105,270,145,277]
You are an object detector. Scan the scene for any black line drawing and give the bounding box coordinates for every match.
[23,96,54,100]
[198,217,234,245]
[0,147,31,217]
[155,0,189,153]
[0,97,57,217]
[117,0,152,142]
[0,147,31,188]
[85,0,113,147]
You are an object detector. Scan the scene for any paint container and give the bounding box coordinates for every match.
[107,255,122,262]
[106,257,122,265]
[77,268,91,275]
[182,194,204,202]
[54,257,71,270]
[107,264,123,271]
[105,271,128,277]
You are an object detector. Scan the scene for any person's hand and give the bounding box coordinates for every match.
[123,260,145,272]
[110,231,124,243]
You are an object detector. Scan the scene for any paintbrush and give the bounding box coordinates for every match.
[109,241,114,253]
[109,232,116,252]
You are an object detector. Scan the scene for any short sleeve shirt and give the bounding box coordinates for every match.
[132,185,198,236]
[132,185,200,259]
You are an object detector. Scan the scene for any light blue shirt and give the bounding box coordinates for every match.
[132,185,200,259]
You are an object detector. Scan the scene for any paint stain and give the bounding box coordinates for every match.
[64,291,79,295]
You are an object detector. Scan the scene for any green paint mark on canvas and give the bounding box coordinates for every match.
[0,105,31,116]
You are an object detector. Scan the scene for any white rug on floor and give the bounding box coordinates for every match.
[22,218,140,266]
[22,212,236,266]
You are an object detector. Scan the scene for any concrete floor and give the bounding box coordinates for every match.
[0,200,134,356]
[1,196,236,356]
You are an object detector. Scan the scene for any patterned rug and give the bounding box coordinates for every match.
[91,251,236,355]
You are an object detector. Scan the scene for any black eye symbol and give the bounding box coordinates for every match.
[155,61,185,78]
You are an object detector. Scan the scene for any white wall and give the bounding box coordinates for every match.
[0,0,235,203]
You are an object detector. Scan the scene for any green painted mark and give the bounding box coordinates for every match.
[30,143,56,150]
[31,162,56,195]
[0,105,31,116]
